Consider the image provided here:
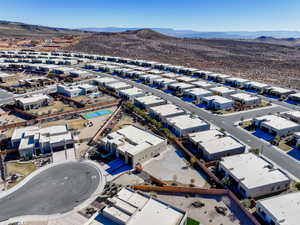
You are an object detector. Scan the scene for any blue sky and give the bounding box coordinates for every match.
[0,0,300,31]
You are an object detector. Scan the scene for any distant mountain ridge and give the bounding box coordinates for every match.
[81,27,300,39]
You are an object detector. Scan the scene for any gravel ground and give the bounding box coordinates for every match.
[143,145,208,187]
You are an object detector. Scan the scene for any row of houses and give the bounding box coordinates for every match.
[0,63,92,79]
[1,50,300,102]
[95,76,298,225]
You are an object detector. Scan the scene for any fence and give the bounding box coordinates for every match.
[132,185,260,225]
[0,99,120,131]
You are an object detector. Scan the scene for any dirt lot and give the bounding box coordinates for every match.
[40,118,87,130]
[6,161,37,188]
[72,94,116,106]
[112,113,143,131]
[154,193,254,225]
[0,113,25,125]
[29,100,75,116]
[143,145,208,188]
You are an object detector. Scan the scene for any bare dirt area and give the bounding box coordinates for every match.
[40,118,87,130]
[6,161,37,188]
[143,145,208,188]
[29,100,76,116]
[72,94,116,106]
[153,192,254,225]
[66,29,300,89]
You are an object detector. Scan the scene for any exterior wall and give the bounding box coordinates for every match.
[288,95,300,102]
[119,92,145,101]
[102,210,125,225]
[151,111,186,123]
[215,101,233,110]
[245,179,290,198]
[256,203,280,225]
[259,123,300,136]
[134,99,166,111]
[218,164,290,198]
[171,123,210,137]
[19,147,34,159]
[202,146,245,161]
[16,98,53,111]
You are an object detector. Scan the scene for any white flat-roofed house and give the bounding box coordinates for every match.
[161,72,180,79]
[281,111,300,123]
[225,77,249,87]
[149,104,186,122]
[208,73,231,83]
[84,62,104,70]
[256,192,300,225]
[168,82,195,92]
[119,87,145,101]
[126,70,146,78]
[78,83,98,95]
[176,76,198,83]
[292,132,300,147]
[266,87,295,98]
[166,114,210,137]
[288,92,300,102]
[69,70,90,78]
[139,74,161,84]
[11,125,74,160]
[210,86,237,97]
[191,80,215,89]
[152,78,176,88]
[231,93,262,106]
[148,69,164,75]
[198,136,245,161]
[202,95,234,110]
[114,68,133,76]
[244,81,270,92]
[102,188,187,225]
[52,66,74,75]
[188,129,225,147]
[99,125,167,166]
[183,88,212,103]
[57,84,98,97]
[57,84,82,97]
[106,81,132,92]
[189,70,208,77]
[0,72,15,82]
[218,153,290,198]
[93,77,118,86]
[253,115,300,136]
[134,95,166,110]
[15,94,53,111]
[102,65,121,73]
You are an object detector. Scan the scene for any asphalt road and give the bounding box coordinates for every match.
[1,64,299,179]
[0,161,102,222]
[86,70,300,180]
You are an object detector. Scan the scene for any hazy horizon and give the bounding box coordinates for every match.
[1,0,300,32]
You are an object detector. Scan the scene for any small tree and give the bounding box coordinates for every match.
[190,156,197,167]
[190,178,196,187]
[241,199,252,209]
[295,182,300,190]
[249,148,260,155]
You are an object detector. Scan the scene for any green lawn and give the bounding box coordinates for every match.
[187,217,200,225]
